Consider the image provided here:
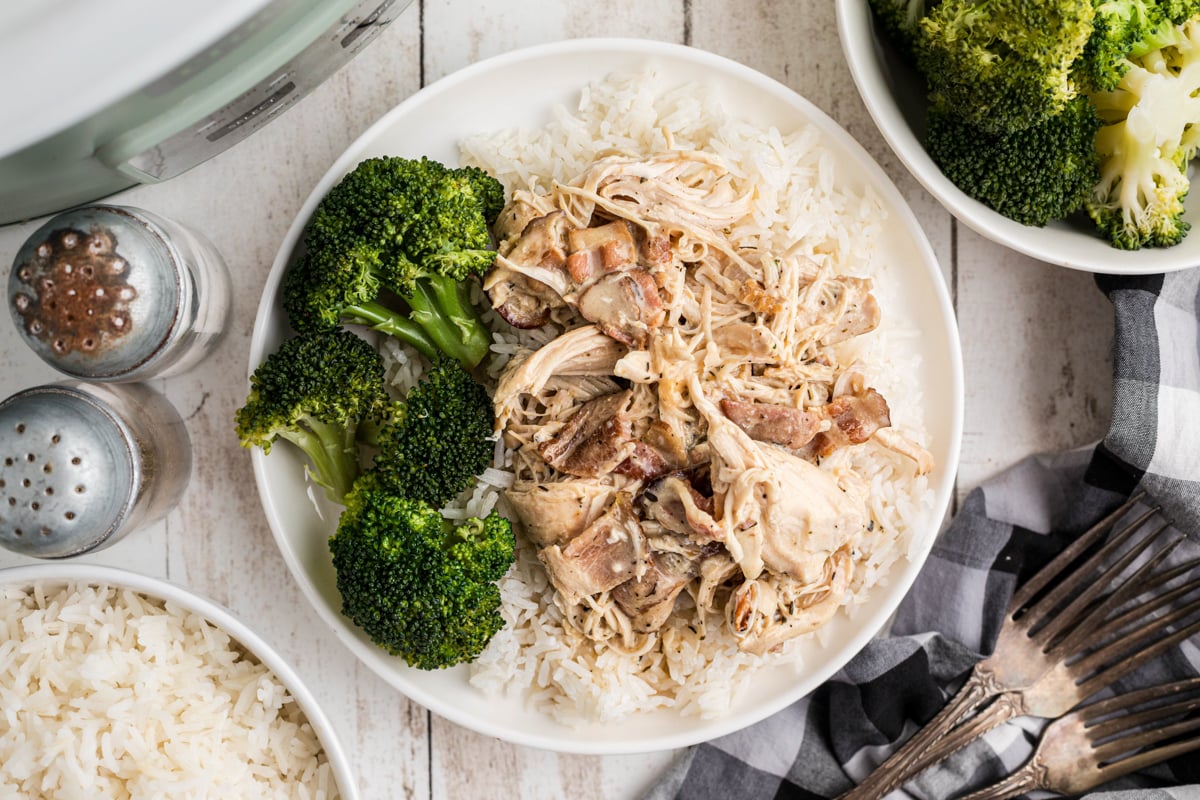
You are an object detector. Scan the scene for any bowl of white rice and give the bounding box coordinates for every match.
[0,563,354,799]
[248,38,962,753]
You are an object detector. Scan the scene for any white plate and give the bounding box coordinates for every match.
[248,38,963,754]
[0,563,358,799]
[836,0,1200,274]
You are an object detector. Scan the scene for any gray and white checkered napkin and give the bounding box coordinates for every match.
[645,269,1200,800]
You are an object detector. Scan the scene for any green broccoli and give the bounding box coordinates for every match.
[1085,17,1200,248]
[916,0,1096,134]
[1077,0,1167,91]
[235,329,389,504]
[283,156,505,369]
[926,95,1102,226]
[329,474,515,669]
[868,0,940,62]
[366,355,494,509]
[1161,0,1200,25]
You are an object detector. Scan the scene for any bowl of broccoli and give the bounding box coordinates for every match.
[838,0,1200,273]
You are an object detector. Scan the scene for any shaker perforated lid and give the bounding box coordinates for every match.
[8,205,184,380]
[0,385,138,558]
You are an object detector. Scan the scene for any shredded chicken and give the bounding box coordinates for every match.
[488,149,934,656]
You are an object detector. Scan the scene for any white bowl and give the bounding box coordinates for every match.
[0,563,358,800]
[248,37,963,754]
[836,0,1200,274]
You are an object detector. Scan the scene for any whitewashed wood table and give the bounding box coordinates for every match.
[0,2,1115,798]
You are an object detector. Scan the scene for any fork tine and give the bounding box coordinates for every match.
[1093,705,1200,756]
[1056,532,1185,657]
[1074,605,1200,699]
[1054,544,1198,655]
[1078,675,1200,719]
[1007,493,1146,613]
[1094,681,1200,743]
[1013,504,1162,635]
[1080,553,1200,640]
[1086,679,1200,780]
[1033,524,1174,645]
[1096,732,1200,782]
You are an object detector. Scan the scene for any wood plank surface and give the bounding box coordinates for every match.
[0,1,1116,798]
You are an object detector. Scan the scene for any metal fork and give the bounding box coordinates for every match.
[956,677,1200,800]
[841,495,1200,799]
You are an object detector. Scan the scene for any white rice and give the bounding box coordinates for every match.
[0,582,340,799]
[383,70,934,725]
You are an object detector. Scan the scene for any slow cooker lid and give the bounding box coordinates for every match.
[0,0,273,158]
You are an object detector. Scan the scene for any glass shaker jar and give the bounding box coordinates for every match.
[7,204,230,381]
[0,382,191,558]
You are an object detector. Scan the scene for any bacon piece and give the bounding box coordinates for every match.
[538,391,637,477]
[565,220,638,284]
[803,388,892,458]
[720,398,823,451]
[538,494,645,604]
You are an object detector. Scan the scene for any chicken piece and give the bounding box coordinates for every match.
[538,494,646,605]
[635,225,672,267]
[505,478,617,548]
[695,553,740,615]
[538,390,637,477]
[576,269,666,348]
[506,210,571,271]
[729,549,853,655]
[566,220,638,284]
[711,321,776,360]
[493,196,543,250]
[612,550,698,633]
[486,267,558,329]
[494,325,626,427]
[820,277,881,345]
[639,475,723,541]
[690,374,865,582]
[719,398,824,451]
[873,427,935,475]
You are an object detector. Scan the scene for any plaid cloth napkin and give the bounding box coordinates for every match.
[645,269,1200,800]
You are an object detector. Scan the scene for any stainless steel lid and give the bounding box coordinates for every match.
[0,385,137,558]
[8,205,184,380]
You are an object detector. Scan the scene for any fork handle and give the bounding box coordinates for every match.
[901,691,1022,778]
[838,667,998,800]
[954,764,1042,800]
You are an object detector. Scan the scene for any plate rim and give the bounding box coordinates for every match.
[247,36,965,754]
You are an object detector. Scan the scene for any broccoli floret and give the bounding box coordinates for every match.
[1078,0,1167,91]
[329,475,515,669]
[283,156,505,369]
[1085,18,1200,248]
[916,0,1096,134]
[235,329,389,503]
[1160,0,1200,25]
[926,96,1102,226]
[868,0,940,62]
[365,355,494,509]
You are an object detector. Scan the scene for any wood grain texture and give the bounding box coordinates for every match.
[0,1,1116,798]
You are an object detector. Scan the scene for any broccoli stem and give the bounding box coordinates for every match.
[404,277,492,369]
[343,301,441,361]
[278,417,359,503]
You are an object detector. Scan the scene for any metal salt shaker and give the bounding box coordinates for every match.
[7,204,230,381]
[0,382,192,558]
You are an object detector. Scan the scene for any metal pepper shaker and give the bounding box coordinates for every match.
[0,382,191,558]
[7,205,230,381]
